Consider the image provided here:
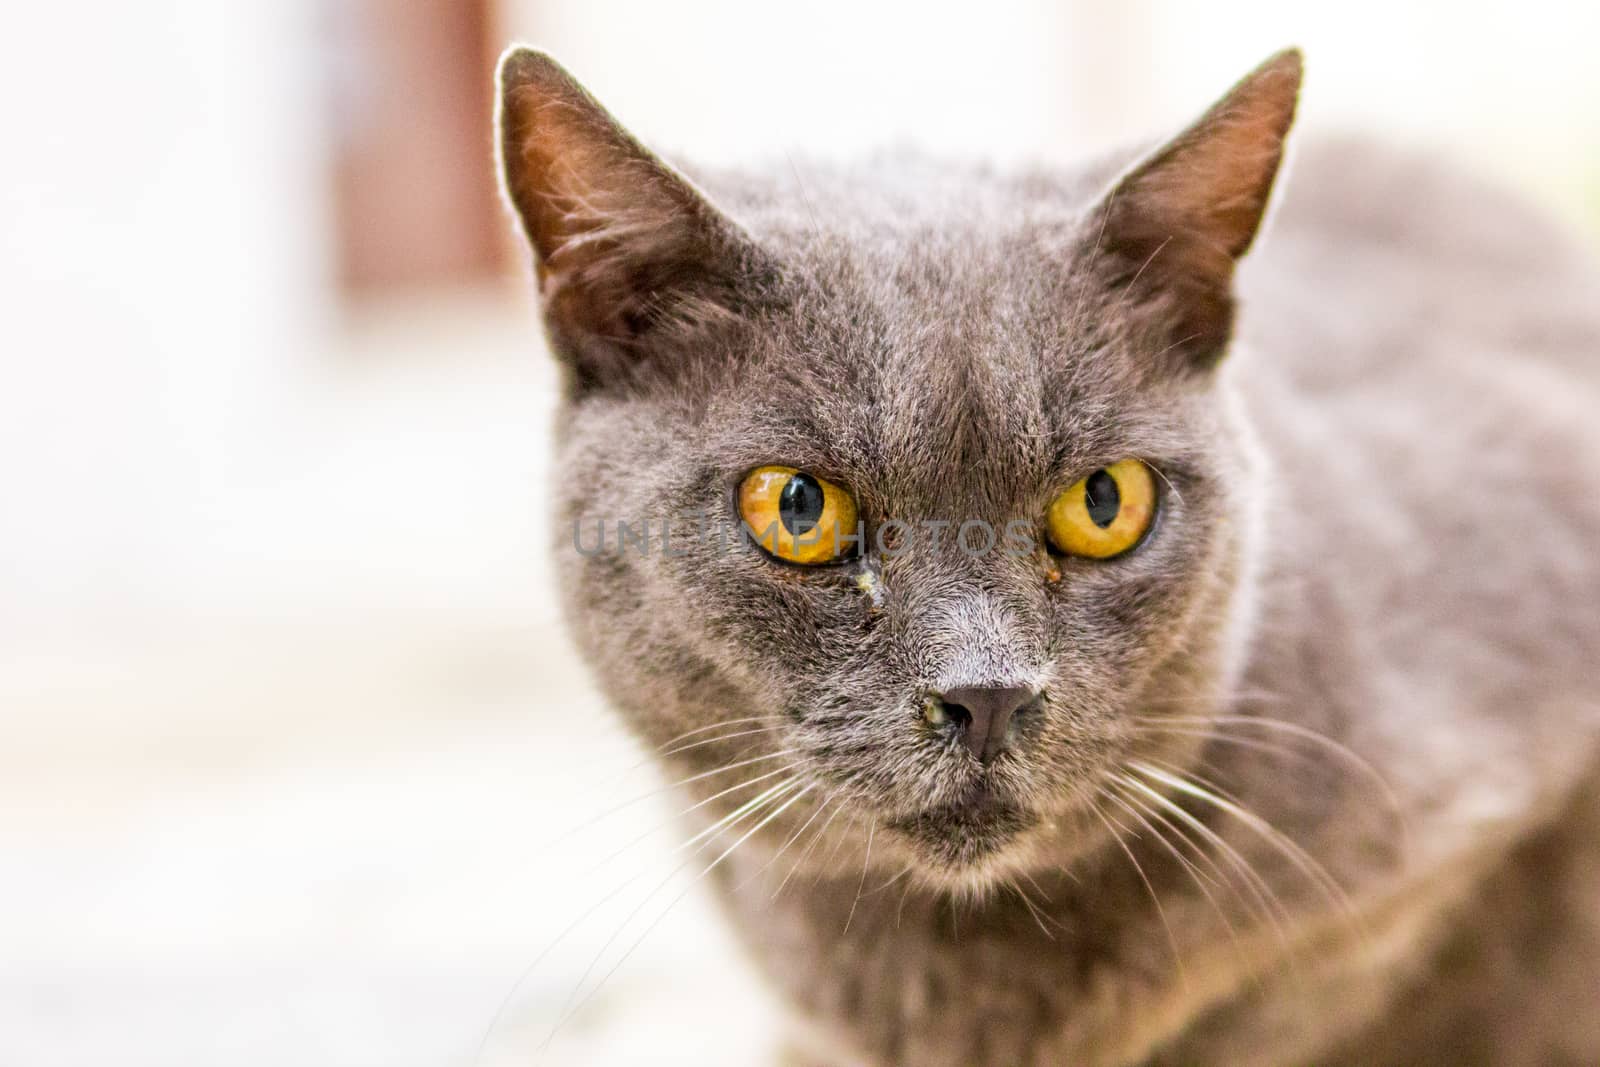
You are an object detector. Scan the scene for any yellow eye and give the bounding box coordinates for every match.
[738,466,859,565]
[1046,459,1157,559]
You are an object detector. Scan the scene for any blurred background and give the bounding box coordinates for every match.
[2,2,1596,1064]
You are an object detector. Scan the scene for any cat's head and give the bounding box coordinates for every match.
[498,48,1301,890]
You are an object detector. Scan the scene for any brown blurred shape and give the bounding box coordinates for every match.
[330,0,505,293]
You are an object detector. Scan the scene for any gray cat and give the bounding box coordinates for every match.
[495,45,1600,1066]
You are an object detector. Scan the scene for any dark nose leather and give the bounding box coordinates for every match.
[936,685,1039,763]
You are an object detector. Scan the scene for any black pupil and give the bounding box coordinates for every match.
[779,474,826,536]
[1084,469,1121,528]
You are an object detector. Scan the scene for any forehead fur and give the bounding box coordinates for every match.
[662,153,1211,515]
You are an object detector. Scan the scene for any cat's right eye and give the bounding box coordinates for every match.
[738,466,859,565]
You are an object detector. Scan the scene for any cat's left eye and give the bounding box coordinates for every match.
[738,466,859,565]
[1046,459,1157,559]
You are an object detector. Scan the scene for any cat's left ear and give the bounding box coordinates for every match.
[496,47,770,392]
[1085,48,1302,371]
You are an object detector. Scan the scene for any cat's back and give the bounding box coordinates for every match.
[1232,133,1600,773]
[1221,138,1600,1062]
[1236,133,1600,523]
[1238,134,1600,390]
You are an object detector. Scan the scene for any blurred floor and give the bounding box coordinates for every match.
[0,290,779,1066]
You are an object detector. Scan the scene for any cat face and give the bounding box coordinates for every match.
[499,49,1299,887]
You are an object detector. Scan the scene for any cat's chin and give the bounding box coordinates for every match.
[885,792,1039,884]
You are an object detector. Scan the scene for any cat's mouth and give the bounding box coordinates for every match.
[885,786,1038,870]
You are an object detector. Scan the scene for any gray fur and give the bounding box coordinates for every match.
[497,45,1600,1066]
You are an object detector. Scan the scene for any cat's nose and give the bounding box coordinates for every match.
[931,685,1041,763]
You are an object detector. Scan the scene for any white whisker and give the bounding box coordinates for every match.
[1115,771,1290,941]
[544,749,799,849]
[1088,786,1188,989]
[1006,876,1057,940]
[656,715,783,753]
[1128,761,1362,939]
[479,775,799,1063]
[1137,714,1408,857]
[1104,776,1255,972]
[773,796,845,904]
[735,788,834,894]
[659,723,786,759]
[842,818,876,935]
[539,783,817,1053]
[581,762,801,880]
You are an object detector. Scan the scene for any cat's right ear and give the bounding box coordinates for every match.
[496,48,769,391]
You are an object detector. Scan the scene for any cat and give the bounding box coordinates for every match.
[495,44,1600,1066]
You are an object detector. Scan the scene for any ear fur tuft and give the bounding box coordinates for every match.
[495,47,767,391]
[1088,48,1303,370]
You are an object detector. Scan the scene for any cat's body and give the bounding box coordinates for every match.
[496,49,1600,1065]
[712,137,1600,1066]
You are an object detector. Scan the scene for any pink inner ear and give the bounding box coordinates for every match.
[501,81,683,274]
[1115,48,1302,262]
[497,50,766,389]
[1081,51,1301,373]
